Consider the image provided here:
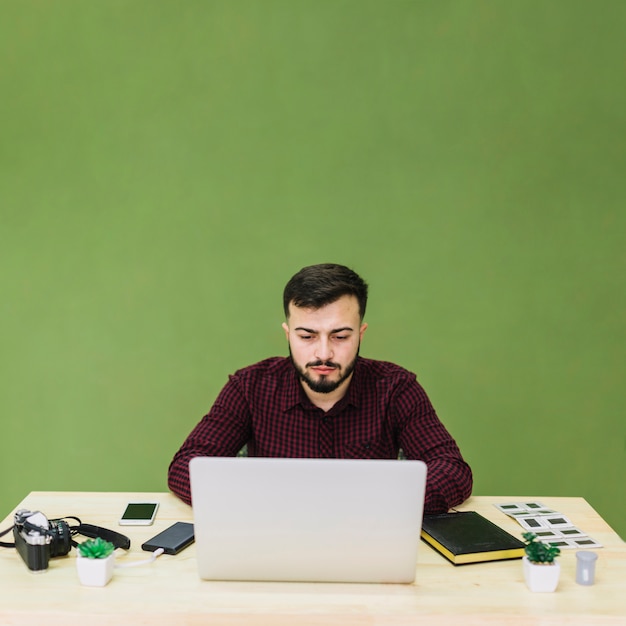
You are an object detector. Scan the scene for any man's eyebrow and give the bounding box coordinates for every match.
[294,326,354,334]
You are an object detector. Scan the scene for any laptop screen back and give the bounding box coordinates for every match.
[189,457,427,583]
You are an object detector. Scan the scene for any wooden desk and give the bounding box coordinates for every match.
[1,492,624,625]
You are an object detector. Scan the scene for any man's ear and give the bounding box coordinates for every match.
[359,322,368,341]
[282,322,290,340]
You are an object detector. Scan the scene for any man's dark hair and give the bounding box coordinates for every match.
[283,263,369,319]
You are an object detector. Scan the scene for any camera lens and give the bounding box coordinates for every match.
[48,520,72,557]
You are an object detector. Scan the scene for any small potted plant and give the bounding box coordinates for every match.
[522,531,561,592]
[76,537,116,587]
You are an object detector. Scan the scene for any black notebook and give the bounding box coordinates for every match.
[421,511,525,565]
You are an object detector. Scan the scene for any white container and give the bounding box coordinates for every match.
[76,553,115,587]
[523,555,560,592]
[576,551,598,585]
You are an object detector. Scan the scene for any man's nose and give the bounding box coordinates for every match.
[315,337,333,362]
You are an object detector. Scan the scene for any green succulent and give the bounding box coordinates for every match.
[522,531,561,564]
[77,537,115,559]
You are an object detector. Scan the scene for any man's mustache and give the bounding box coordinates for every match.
[306,360,340,369]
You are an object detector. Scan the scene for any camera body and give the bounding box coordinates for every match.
[13,510,72,571]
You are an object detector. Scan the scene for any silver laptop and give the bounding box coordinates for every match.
[189,457,427,583]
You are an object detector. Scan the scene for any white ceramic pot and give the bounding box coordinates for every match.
[523,555,560,592]
[76,552,115,587]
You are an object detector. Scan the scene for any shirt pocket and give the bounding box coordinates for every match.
[344,438,394,459]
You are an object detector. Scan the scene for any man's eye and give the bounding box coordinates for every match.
[299,335,312,340]
[334,335,348,341]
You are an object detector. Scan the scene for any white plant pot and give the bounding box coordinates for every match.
[523,555,560,592]
[76,552,115,587]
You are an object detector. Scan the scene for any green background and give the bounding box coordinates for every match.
[1,1,624,539]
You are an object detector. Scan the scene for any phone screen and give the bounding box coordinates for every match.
[119,502,159,525]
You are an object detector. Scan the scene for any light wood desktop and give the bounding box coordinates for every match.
[1,492,624,625]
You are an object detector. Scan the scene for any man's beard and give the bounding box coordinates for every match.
[289,345,359,394]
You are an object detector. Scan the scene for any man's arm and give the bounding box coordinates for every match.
[393,377,473,513]
[167,378,251,504]
[413,443,473,514]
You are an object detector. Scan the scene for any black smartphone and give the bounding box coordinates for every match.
[141,521,195,555]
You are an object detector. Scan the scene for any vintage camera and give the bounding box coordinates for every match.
[12,509,72,572]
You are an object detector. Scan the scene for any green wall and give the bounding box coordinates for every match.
[2,1,624,539]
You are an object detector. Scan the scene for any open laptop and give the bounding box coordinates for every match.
[189,456,427,583]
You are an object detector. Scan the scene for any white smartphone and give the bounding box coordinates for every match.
[118,502,159,526]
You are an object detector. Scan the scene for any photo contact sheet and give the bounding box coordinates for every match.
[495,502,602,550]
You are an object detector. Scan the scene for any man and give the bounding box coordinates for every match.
[168,263,472,513]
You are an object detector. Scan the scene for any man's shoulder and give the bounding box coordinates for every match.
[356,357,416,382]
[231,357,292,380]
[355,358,430,404]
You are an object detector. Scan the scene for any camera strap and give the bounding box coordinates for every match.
[0,523,16,548]
[0,517,131,551]
[71,522,131,550]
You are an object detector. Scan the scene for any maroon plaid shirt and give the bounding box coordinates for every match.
[168,357,472,513]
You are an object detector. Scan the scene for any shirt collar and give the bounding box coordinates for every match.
[281,364,303,411]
